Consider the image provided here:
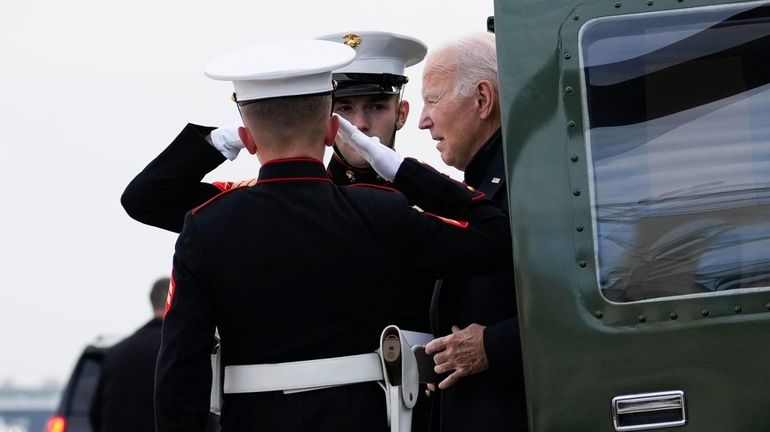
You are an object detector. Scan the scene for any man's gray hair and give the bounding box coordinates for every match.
[441,33,498,97]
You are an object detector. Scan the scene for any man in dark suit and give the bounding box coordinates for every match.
[154,40,513,432]
[89,277,169,432]
[419,32,527,431]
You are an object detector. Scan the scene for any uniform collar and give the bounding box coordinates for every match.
[327,152,388,186]
[258,158,331,183]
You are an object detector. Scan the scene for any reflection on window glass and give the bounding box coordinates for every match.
[69,357,101,414]
[580,3,770,302]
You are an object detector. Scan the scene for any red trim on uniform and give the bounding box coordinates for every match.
[261,157,324,167]
[212,181,233,192]
[192,187,243,215]
[424,211,470,228]
[255,177,333,185]
[213,179,257,191]
[471,190,487,201]
[165,272,176,318]
[347,183,398,193]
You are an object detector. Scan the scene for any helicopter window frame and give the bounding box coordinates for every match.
[577,2,770,303]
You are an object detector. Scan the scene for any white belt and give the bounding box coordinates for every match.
[224,353,383,394]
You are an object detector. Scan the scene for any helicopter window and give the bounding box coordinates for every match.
[579,3,770,302]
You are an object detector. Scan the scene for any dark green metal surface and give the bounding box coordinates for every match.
[493,0,770,430]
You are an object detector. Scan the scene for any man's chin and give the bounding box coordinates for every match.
[439,153,453,168]
[347,157,372,169]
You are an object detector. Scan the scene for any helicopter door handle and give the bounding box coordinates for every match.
[612,390,687,431]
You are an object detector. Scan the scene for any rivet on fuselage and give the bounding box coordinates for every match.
[670,312,678,320]
[735,306,743,314]
[576,225,584,232]
[578,260,587,268]
[638,315,646,323]
[594,311,603,319]
[614,1,622,7]
[701,309,709,317]
[564,52,572,59]
[565,86,574,94]
[573,15,580,20]
[573,189,581,196]
[570,154,579,162]
[568,120,576,128]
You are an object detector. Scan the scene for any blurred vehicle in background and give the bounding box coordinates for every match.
[45,338,116,432]
[45,336,220,432]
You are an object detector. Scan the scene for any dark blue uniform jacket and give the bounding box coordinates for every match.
[154,156,513,432]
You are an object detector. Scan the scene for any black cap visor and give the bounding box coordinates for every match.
[333,73,408,98]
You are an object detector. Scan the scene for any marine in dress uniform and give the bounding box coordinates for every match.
[122,32,435,431]
[153,40,513,432]
[120,32,431,334]
[317,31,424,188]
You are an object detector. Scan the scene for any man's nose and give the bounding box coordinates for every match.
[350,111,370,132]
[418,108,432,130]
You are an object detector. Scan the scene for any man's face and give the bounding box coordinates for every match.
[334,94,403,168]
[418,60,481,171]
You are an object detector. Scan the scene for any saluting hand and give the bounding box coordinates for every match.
[334,114,403,181]
[425,323,489,390]
[209,125,245,161]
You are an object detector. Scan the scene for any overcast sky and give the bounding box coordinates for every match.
[0,0,495,386]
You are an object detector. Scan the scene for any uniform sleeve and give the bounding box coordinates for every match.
[392,159,513,279]
[155,215,215,432]
[483,318,522,382]
[121,123,227,233]
[393,158,485,218]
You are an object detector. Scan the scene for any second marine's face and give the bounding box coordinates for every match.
[333,94,404,168]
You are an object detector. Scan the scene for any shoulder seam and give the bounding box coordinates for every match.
[191,186,246,215]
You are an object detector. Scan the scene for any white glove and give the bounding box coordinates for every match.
[210,125,244,161]
[334,114,404,182]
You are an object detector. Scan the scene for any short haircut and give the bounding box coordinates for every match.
[440,33,498,97]
[150,277,170,311]
[239,93,332,138]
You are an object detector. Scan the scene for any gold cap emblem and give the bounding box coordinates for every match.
[342,33,362,48]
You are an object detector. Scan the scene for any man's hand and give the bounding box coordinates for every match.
[425,324,489,390]
[334,114,403,181]
[209,125,244,161]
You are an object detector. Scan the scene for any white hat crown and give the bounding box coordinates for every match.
[205,40,356,103]
[315,31,428,77]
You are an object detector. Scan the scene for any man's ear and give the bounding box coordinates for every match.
[238,126,258,155]
[476,80,498,120]
[396,100,410,130]
[324,115,340,147]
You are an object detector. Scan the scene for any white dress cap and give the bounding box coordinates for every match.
[315,31,427,76]
[205,40,356,103]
